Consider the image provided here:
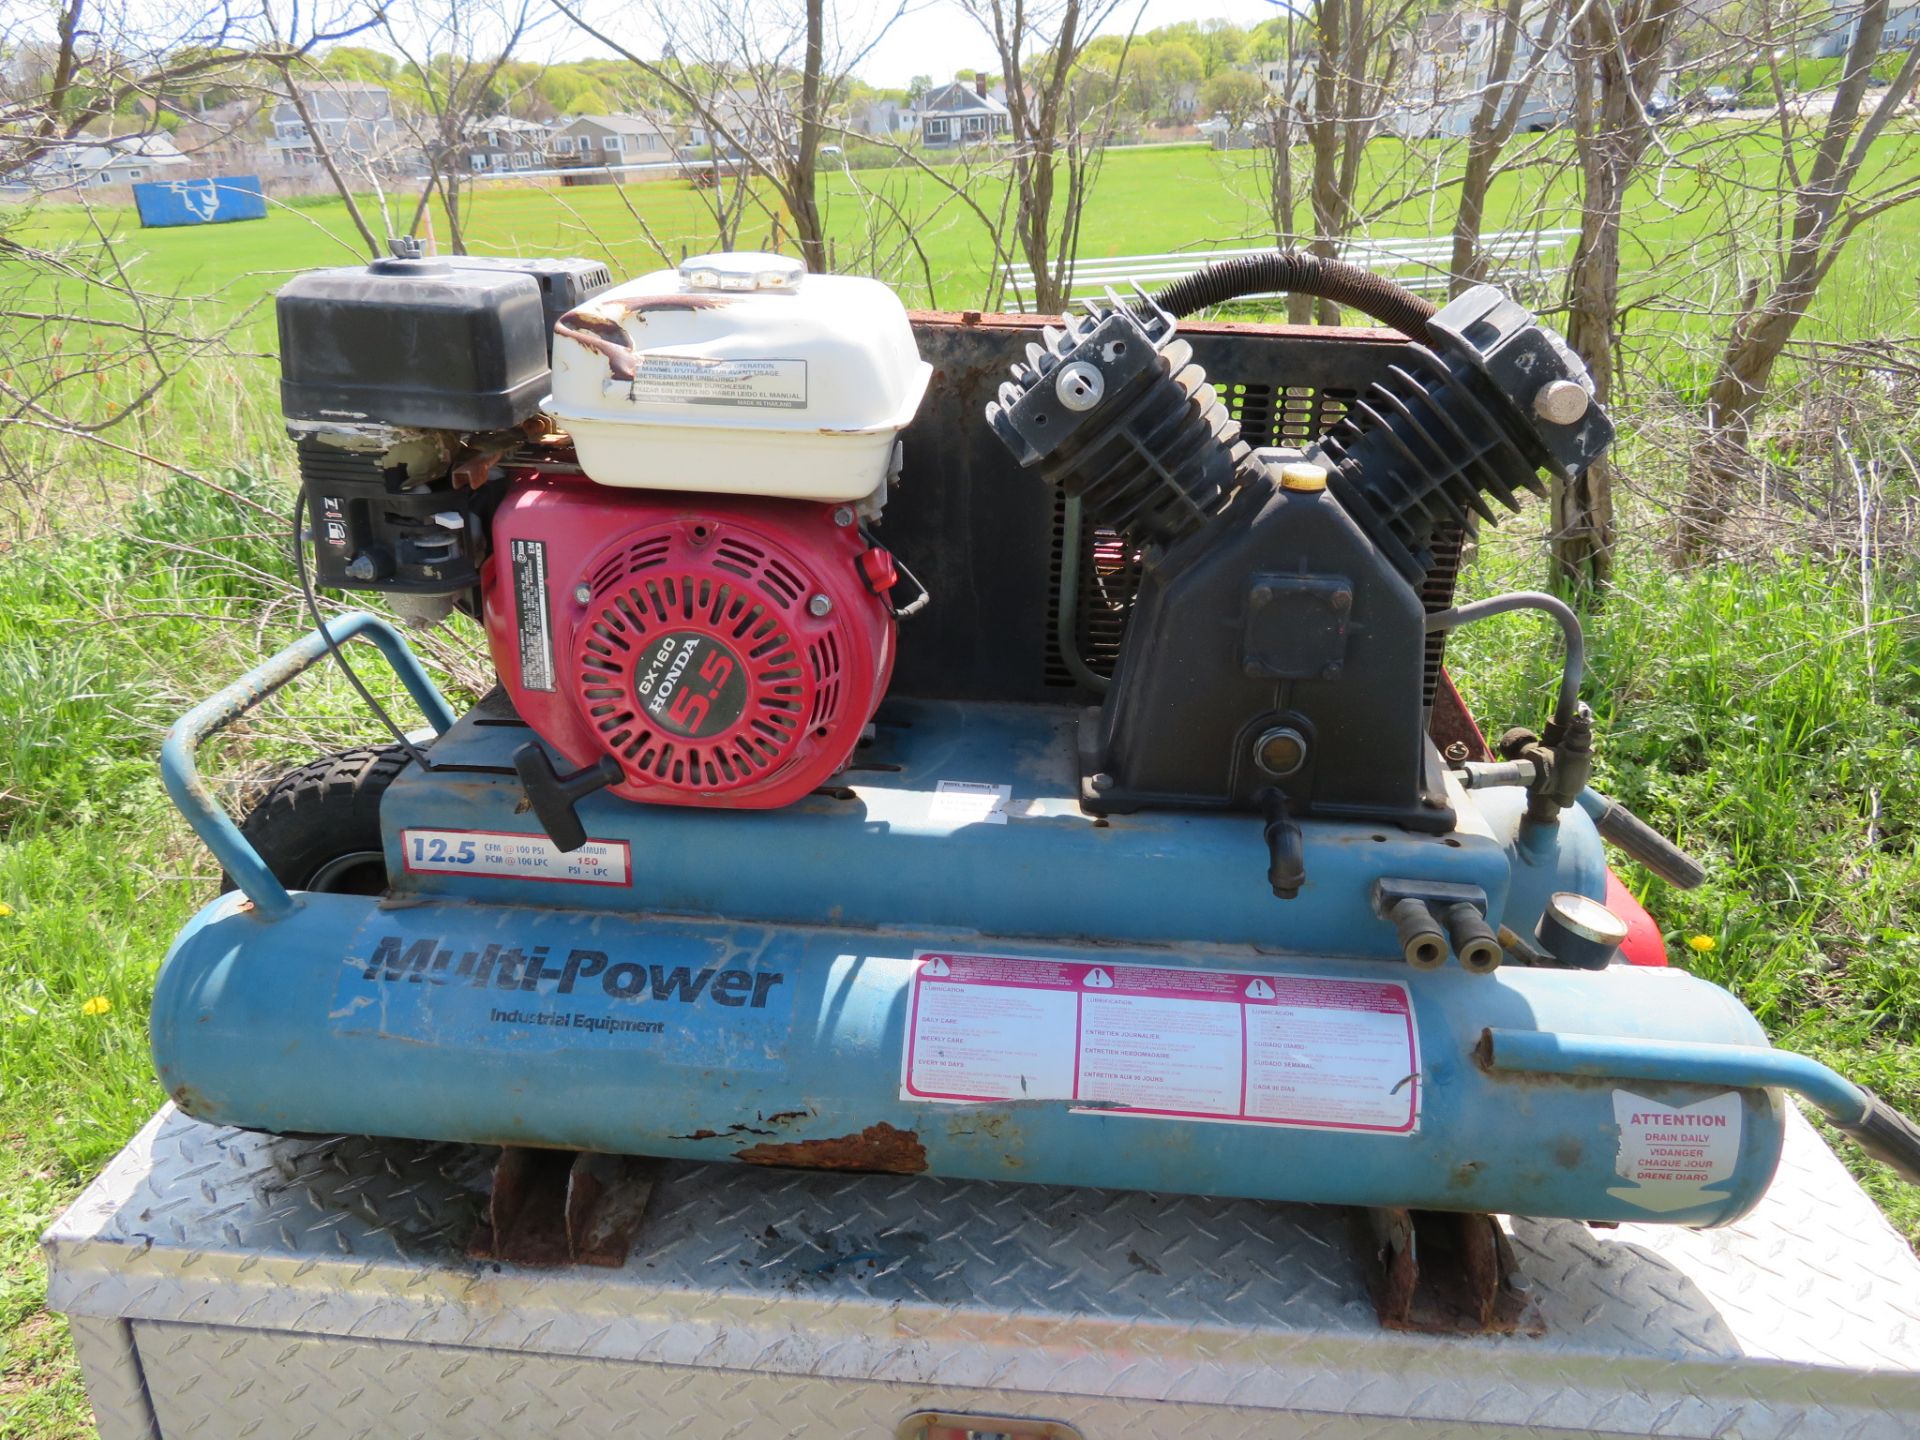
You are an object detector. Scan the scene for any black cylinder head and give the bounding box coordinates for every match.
[984,294,1256,548]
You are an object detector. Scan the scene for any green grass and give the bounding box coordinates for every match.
[4,137,1920,1435]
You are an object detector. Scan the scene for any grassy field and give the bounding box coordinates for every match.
[17,129,1920,344]
[3,139,1919,1435]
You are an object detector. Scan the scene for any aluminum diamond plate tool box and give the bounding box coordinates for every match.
[43,1103,1920,1440]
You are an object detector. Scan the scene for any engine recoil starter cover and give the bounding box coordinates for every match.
[483,476,895,808]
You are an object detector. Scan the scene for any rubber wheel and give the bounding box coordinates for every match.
[222,745,412,896]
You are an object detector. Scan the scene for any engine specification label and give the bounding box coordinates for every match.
[399,827,631,886]
[1608,1089,1743,1212]
[901,952,1420,1133]
[510,538,556,692]
[624,354,808,410]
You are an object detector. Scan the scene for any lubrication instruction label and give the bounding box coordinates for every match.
[1608,1089,1742,1212]
[624,354,808,410]
[399,827,631,886]
[901,952,1420,1133]
[510,538,555,692]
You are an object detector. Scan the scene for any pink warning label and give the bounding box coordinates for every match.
[901,952,1420,1134]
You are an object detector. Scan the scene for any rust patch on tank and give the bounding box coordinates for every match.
[734,1122,928,1174]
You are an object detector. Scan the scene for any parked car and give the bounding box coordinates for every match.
[1700,85,1740,111]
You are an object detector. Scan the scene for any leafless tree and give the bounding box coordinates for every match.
[1,0,272,183]
[1447,0,1569,294]
[1556,0,1683,589]
[381,0,543,255]
[555,0,905,274]
[1299,0,1424,322]
[0,0,332,527]
[1679,0,1920,553]
[259,1,396,258]
[963,0,1146,314]
[1253,14,1315,321]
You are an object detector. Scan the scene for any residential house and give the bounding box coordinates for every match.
[1816,2,1920,56]
[854,98,910,138]
[9,132,191,192]
[267,85,404,171]
[548,113,677,169]
[465,115,551,173]
[914,76,1010,147]
[1250,59,1296,93]
[682,95,778,159]
[1388,5,1572,138]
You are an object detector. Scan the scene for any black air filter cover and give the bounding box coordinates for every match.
[1309,285,1615,583]
[431,255,612,359]
[277,256,608,433]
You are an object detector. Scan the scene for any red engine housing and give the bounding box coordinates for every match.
[483,474,896,808]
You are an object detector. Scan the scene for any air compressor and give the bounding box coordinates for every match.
[151,248,1920,1229]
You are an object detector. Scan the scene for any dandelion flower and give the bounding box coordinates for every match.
[0,902,12,917]
[1687,935,1717,954]
[80,995,111,1016]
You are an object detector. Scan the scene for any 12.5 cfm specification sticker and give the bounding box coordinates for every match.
[399,827,631,886]
[901,952,1420,1133]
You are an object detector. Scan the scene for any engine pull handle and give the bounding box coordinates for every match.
[513,744,623,854]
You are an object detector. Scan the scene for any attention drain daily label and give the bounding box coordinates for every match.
[1608,1090,1742,1212]
[901,952,1420,1133]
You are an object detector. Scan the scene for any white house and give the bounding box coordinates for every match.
[1389,5,1572,138]
[854,98,910,138]
[10,132,191,192]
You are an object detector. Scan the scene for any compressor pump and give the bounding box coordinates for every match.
[148,248,1920,1235]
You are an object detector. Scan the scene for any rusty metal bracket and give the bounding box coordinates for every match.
[468,1148,659,1268]
[1356,1206,1539,1335]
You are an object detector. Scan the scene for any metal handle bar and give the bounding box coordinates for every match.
[1483,1028,1920,1186]
[160,611,456,922]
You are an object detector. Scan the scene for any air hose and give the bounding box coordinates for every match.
[1148,251,1439,343]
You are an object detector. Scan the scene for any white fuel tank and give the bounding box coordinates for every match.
[547,253,931,503]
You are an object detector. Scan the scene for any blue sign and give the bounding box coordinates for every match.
[132,175,267,228]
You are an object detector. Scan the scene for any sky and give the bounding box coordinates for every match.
[852,0,1294,88]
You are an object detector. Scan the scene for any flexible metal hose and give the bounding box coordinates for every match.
[1422,590,1585,734]
[1149,251,1439,343]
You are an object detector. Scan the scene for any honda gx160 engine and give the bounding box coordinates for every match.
[149,247,1920,1243]
[276,250,925,837]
